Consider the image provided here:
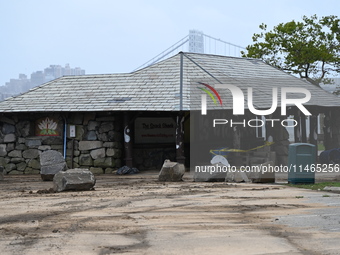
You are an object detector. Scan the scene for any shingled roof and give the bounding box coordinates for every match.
[0,52,339,112]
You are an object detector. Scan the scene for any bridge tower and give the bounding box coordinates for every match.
[189,30,204,53]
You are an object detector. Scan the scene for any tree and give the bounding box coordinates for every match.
[242,15,340,86]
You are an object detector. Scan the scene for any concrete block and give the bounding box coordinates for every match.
[40,162,67,181]
[159,159,185,182]
[53,169,96,192]
[246,161,275,183]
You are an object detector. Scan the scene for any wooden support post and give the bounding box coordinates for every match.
[309,114,318,159]
[309,115,318,146]
[294,111,302,143]
[257,116,263,138]
[123,112,133,168]
[301,114,307,143]
[176,112,185,164]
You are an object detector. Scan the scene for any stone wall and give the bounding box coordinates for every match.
[0,112,123,175]
[64,112,123,174]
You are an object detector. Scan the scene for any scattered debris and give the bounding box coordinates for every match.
[158,159,185,182]
[40,150,67,181]
[323,186,340,193]
[116,166,139,175]
[246,161,275,183]
[36,188,55,194]
[53,168,96,192]
[225,171,250,183]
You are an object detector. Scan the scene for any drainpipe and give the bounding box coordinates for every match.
[62,116,67,159]
[180,52,183,111]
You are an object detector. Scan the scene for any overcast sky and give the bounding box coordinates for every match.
[0,0,339,86]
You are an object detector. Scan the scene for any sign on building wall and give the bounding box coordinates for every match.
[135,117,176,144]
[35,117,60,136]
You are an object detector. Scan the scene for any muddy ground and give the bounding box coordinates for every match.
[0,172,340,255]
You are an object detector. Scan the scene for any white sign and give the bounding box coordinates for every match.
[135,118,176,144]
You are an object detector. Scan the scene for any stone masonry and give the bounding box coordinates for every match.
[0,112,123,175]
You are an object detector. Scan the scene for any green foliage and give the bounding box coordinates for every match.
[242,15,340,86]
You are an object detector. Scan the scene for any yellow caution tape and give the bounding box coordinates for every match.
[210,141,274,156]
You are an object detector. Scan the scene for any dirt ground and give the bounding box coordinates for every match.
[1,171,340,255]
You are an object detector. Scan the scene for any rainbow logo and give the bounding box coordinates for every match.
[197,82,223,106]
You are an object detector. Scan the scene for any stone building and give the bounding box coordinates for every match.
[0,52,339,175]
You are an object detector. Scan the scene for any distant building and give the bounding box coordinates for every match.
[0,64,85,100]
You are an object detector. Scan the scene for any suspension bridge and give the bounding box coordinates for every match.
[134,30,246,71]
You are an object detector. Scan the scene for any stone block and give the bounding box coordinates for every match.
[8,150,22,158]
[324,186,340,193]
[40,162,67,181]
[2,123,15,134]
[103,142,116,148]
[79,154,93,166]
[40,150,67,181]
[50,145,63,150]
[16,121,30,137]
[106,148,121,158]
[40,150,65,166]
[6,143,15,152]
[10,157,25,163]
[106,148,115,157]
[4,134,16,143]
[246,161,275,183]
[79,141,103,151]
[89,167,104,174]
[15,144,27,150]
[88,121,99,131]
[97,133,108,142]
[42,136,63,145]
[25,138,42,148]
[18,138,25,144]
[93,157,114,167]
[105,168,114,174]
[193,166,226,182]
[17,162,27,171]
[53,169,96,192]
[0,144,7,156]
[24,168,40,175]
[225,171,249,183]
[90,148,105,159]
[0,157,10,166]
[5,163,16,172]
[85,130,97,140]
[28,159,41,169]
[158,159,185,182]
[99,122,114,133]
[23,149,41,159]
[38,145,51,151]
[8,170,23,175]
